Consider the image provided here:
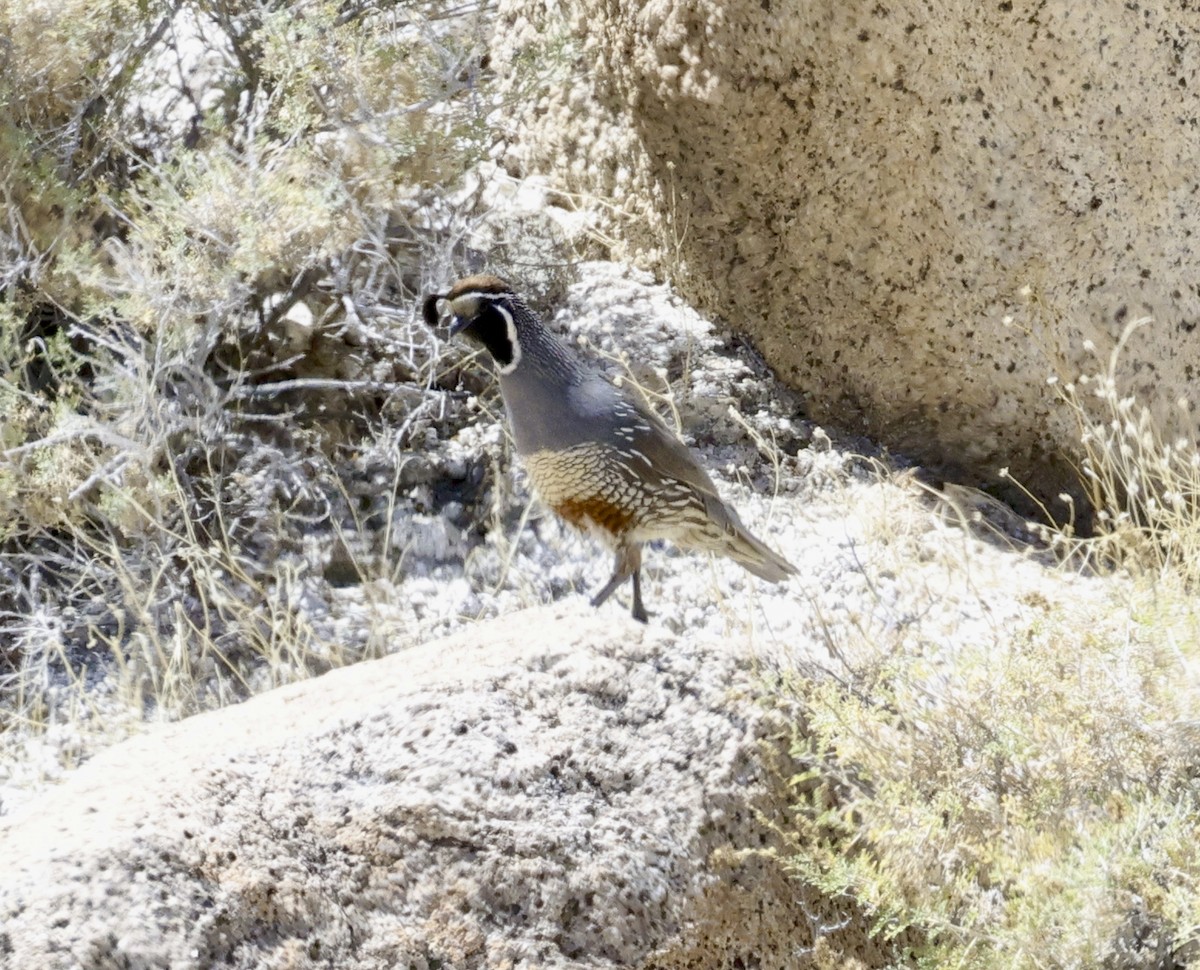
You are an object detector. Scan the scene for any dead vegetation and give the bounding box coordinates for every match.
[773,328,1200,969]
[1,3,1199,968]
[0,0,572,739]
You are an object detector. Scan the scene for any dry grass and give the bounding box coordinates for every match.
[779,598,1200,967]
[3,4,1200,964]
[0,0,554,758]
[772,322,1200,969]
[1053,319,1200,584]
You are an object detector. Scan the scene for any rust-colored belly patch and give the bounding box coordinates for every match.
[553,496,636,537]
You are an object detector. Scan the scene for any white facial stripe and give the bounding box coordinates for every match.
[448,290,510,314]
[494,302,522,375]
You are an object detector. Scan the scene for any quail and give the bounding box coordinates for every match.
[424,274,796,622]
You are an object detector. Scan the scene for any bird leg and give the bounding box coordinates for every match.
[589,544,648,623]
[629,567,648,624]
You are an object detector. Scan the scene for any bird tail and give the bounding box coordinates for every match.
[723,523,797,582]
[703,496,796,581]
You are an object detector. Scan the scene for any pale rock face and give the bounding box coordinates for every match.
[0,607,896,969]
[496,0,1200,509]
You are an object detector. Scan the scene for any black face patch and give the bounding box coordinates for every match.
[456,302,515,368]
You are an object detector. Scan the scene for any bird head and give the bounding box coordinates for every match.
[424,274,522,373]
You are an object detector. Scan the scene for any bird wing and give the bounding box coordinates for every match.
[619,389,723,500]
[564,370,725,505]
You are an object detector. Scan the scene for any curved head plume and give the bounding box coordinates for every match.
[421,292,445,329]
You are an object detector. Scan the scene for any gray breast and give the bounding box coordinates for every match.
[499,369,641,457]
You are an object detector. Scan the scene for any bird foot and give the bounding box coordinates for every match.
[589,573,649,623]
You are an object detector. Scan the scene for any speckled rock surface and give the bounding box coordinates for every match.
[0,607,898,969]
[496,0,1200,509]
